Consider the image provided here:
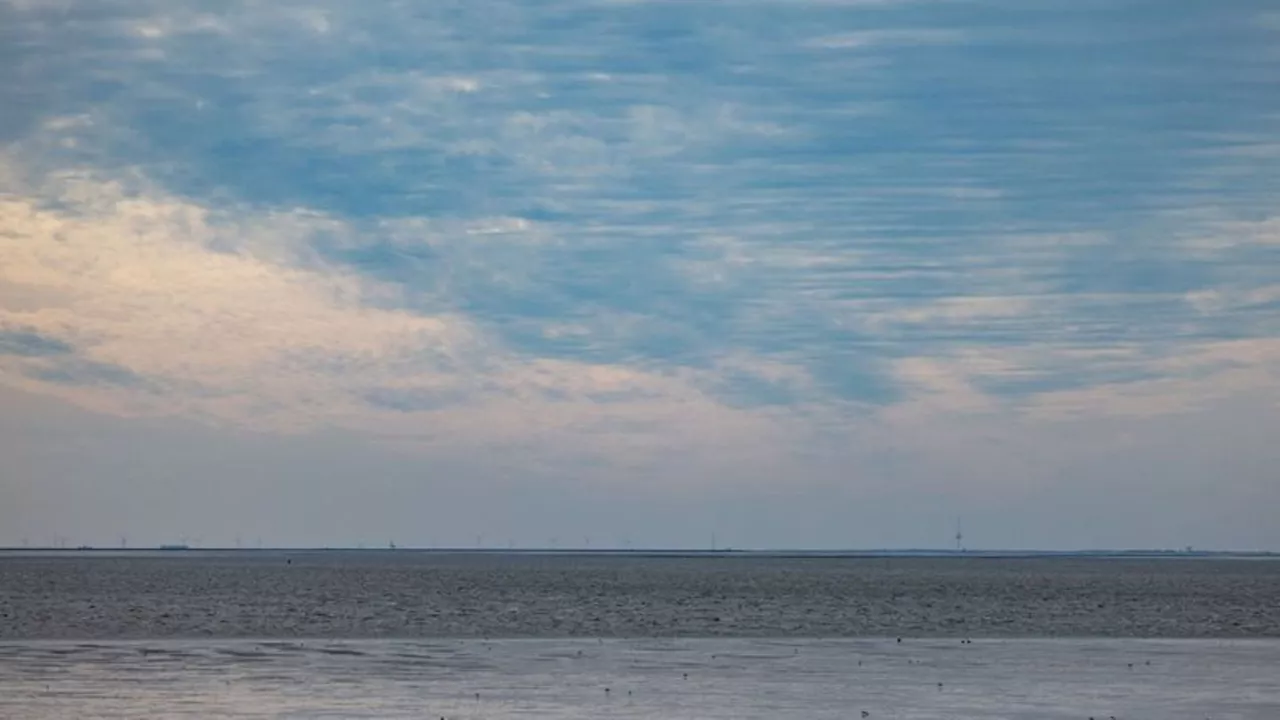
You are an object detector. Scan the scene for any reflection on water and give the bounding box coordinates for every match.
[1,638,1277,719]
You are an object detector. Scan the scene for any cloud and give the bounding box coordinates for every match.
[0,161,473,426]
[12,153,1270,439]
[2,0,1280,479]
[0,157,833,483]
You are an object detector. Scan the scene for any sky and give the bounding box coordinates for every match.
[1,0,1278,551]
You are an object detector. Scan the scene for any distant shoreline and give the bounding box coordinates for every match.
[1,547,1276,560]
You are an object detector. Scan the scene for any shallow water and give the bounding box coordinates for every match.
[1,637,1277,719]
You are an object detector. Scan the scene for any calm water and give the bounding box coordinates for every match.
[4,553,1279,639]
[1,638,1277,719]
[3,554,1278,717]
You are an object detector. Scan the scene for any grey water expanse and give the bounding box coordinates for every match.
[2,552,1278,639]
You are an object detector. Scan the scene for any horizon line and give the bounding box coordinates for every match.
[2,546,1277,558]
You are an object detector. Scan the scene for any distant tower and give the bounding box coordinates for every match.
[955,518,964,552]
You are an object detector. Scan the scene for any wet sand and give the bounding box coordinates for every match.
[2,552,1276,639]
[2,637,1278,719]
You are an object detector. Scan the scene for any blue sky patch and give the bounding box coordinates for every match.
[0,330,74,357]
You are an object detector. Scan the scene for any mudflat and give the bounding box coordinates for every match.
[2,552,1276,639]
[3,638,1278,719]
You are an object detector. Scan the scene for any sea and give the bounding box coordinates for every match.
[2,551,1278,719]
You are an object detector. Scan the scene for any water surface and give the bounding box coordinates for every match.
[3,553,1277,639]
[2,637,1277,719]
